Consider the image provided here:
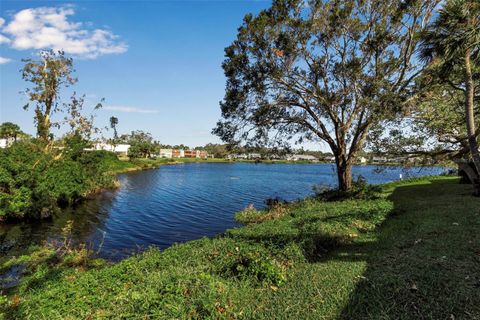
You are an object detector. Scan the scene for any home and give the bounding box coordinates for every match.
[358,156,367,164]
[113,144,130,156]
[372,156,388,163]
[0,137,16,148]
[0,138,8,148]
[232,154,248,160]
[247,153,262,160]
[196,150,209,159]
[172,149,185,158]
[159,149,173,158]
[86,142,131,156]
[288,154,319,162]
[184,150,197,158]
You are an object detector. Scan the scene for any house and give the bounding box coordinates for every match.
[184,150,197,158]
[247,153,262,160]
[196,150,209,159]
[232,154,248,160]
[372,156,388,163]
[172,149,185,158]
[288,154,319,162]
[159,149,173,158]
[87,143,130,156]
[0,137,16,148]
[0,138,8,148]
[358,156,367,164]
[113,144,130,156]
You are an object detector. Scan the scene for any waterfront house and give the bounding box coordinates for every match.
[159,149,173,158]
[0,138,10,148]
[172,149,185,158]
[287,154,319,162]
[358,156,367,164]
[86,143,131,156]
[196,150,209,159]
[372,156,388,163]
[247,153,262,160]
[184,150,196,158]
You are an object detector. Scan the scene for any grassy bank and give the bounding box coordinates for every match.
[1,176,479,319]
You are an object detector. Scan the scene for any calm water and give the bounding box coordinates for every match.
[0,163,446,260]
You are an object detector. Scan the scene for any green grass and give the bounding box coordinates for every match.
[1,176,479,319]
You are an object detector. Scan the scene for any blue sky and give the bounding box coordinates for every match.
[0,1,278,148]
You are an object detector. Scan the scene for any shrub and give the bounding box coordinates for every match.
[211,243,287,286]
[0,141,116,221]
[314,176,382,201]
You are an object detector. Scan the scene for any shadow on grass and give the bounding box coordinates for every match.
[338,179,480,319]
[228,178,480,318]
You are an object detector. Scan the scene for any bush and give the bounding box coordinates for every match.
[0,141,116,221]
[314,176,382,201]
[211,243,287,286]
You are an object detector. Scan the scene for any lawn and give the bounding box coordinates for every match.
[1,176,479,319]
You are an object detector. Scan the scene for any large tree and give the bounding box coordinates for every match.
[420,0,480,195]
[22,50,76,142]
[214,0,439,191]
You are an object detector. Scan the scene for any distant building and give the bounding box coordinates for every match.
[172,149,185,158]
[0,138,8,148]
[0,137,17,148]
[287,154,319,162]
[196,150,209,159]
[358,156,367,164]
[229,154,248,160]
[159,149,173,158]
[372,156,388,163]
[247,153,262,160]
[184,150,196,158]
[86,143,131,156]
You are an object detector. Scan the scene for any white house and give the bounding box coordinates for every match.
[0,138,16,148]
[247,153,262,160]
[159,148,173,158]
[358,156,368,164]
[228,154,248,160]
[288,154,319,162]
[86,143,130,156]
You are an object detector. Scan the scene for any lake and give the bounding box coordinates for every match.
[0,163,446,260]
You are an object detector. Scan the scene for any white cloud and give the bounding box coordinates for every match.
[0,56,12,64]
[104,105,159,114]
[0,7,127,59]
[0,34,10,44]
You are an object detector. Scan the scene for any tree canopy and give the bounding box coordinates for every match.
[214,0,439,190]
[22,50,76,142]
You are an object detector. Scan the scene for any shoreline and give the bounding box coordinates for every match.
[3,176,478,318]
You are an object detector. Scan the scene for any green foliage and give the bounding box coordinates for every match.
[0,140,116,221]
[123,130,158,159]
[22,50,76,141]
[214,0,439,191]
[211,242,287,286]
[0,122,24,142]
[314,176,382,201]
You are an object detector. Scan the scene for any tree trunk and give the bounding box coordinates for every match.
[336,154,353,192]
[464,52,480,196]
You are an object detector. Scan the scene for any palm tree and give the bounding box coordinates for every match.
[109,116,119,148]
[420,0,480,195]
